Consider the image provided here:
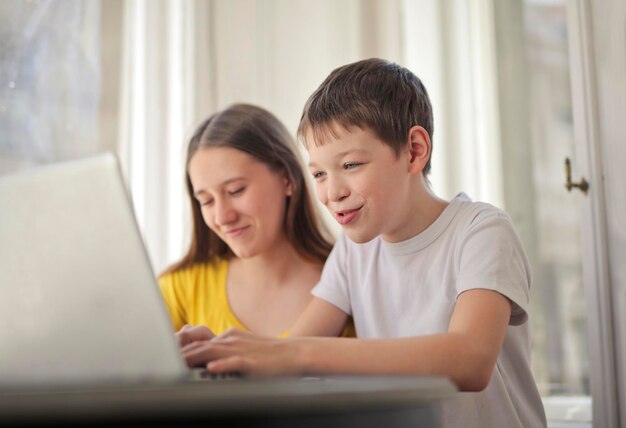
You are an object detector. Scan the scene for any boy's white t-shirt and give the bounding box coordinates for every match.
[312,193,547,428]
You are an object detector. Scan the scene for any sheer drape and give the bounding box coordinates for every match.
[117,0,503,274]
[118,0,212,274]
[0,0,504,276]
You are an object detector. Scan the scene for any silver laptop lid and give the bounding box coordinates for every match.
[0,152,187,387]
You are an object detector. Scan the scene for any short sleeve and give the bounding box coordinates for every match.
[456,210,531,325]
[311,233,352,315]
[158,272,188,331]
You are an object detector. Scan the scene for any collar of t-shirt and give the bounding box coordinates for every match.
[380,192,470,256]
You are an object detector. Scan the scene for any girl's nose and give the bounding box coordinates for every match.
[214,200,237,226]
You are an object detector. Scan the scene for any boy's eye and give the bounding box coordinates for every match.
[343,162,361,170]
[311,171,326,180]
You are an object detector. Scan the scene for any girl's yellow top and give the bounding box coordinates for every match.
[158,259,355,338]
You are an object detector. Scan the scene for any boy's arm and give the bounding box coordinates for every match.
[181,288,510,391]
[288,297,349,337]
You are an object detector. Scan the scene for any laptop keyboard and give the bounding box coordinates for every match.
[189,368,242,381]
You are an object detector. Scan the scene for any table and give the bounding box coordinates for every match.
[0,375,456,427]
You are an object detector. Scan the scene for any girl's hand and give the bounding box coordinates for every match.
[176,324,216,348]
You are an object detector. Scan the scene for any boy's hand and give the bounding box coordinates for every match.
[176,324,216,348]
[181,328,302,376]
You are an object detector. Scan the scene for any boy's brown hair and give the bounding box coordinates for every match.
[298,58,434,175]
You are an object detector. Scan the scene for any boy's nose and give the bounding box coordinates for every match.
[327,177,350,202]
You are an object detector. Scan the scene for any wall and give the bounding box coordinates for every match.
[590,0,626,424]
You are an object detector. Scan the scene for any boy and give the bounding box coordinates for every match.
[180,58,547,427]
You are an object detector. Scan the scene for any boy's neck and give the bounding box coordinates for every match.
[381,179,449,243]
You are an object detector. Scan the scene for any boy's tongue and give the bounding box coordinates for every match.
[336,207,361,225]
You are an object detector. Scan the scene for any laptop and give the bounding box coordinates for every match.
[0,153,459,426]
[0,152,198,387]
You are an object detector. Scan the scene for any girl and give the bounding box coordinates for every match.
[159,104,353,339]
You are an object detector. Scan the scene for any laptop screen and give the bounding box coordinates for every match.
[0,153,187,387]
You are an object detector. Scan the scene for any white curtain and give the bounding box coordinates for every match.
[403,0,503,207]
[118,0,504,275]
[118,0,213,274]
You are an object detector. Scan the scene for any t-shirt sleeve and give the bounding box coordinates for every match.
[158,272,188,331]
[311,233,352,315]
[456,210,531,326]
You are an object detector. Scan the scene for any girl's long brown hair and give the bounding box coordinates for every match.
[161,103,333,276]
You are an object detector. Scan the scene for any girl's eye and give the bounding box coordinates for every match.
[228,187,245,196]
[200,199,214,207]
[312,171,326,180]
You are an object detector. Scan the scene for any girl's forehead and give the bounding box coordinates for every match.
[191,146,256,166]
[189,147,267,180]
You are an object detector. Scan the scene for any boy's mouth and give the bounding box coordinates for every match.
[335,207,362,225]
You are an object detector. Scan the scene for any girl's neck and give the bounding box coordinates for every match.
[230,238,312,288]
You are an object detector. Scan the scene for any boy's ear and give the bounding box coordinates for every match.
[406,126,431,175]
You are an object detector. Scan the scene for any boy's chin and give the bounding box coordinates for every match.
[344,229,378,244]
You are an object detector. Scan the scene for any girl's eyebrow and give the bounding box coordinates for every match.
[193,177,246,197]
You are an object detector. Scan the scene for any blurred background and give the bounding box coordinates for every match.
[2,1,625,426]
